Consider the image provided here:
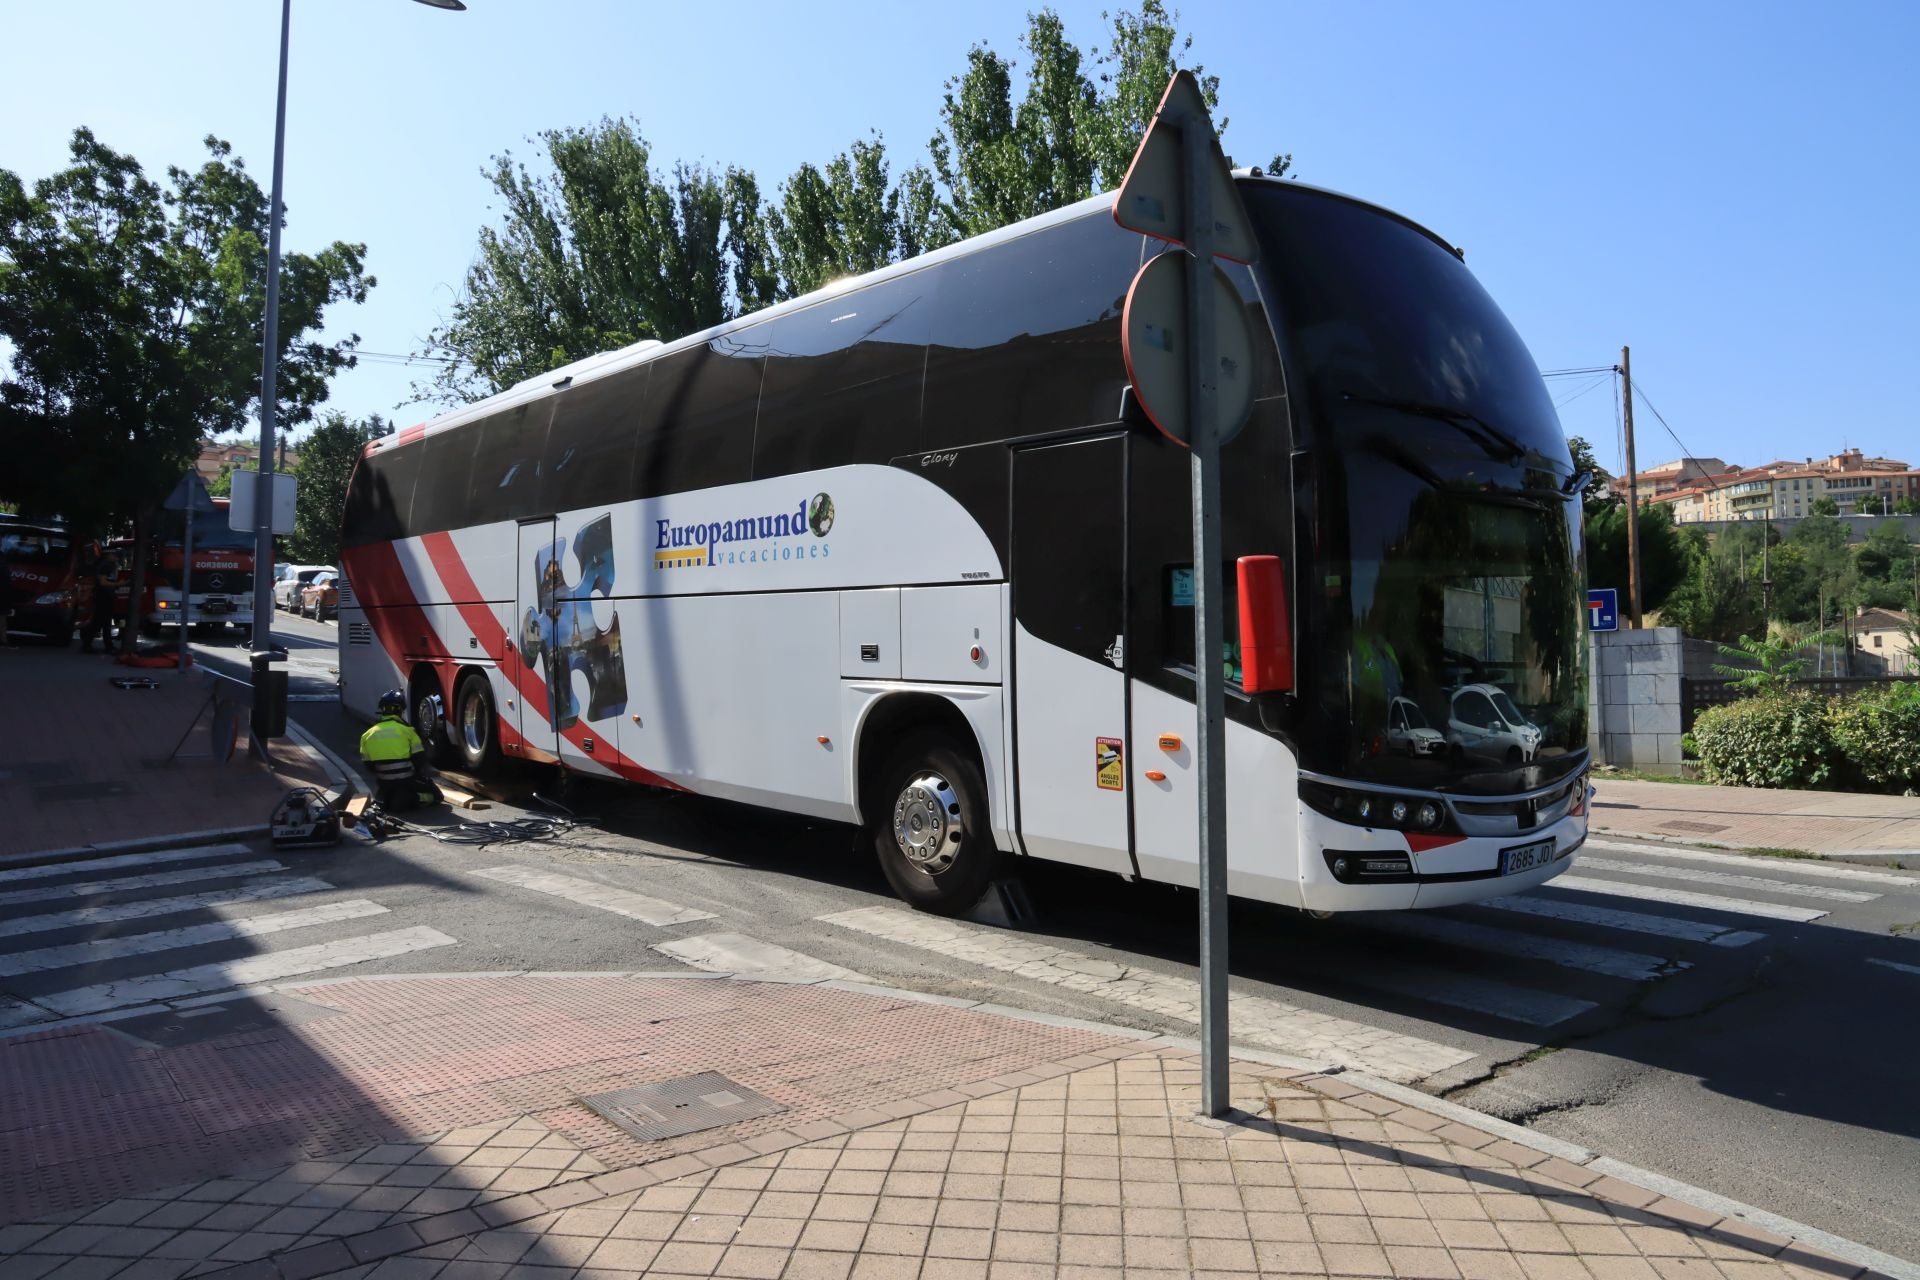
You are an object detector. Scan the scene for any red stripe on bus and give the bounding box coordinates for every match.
[418,531,682,791]
[1405,833,1466,854]
[393,423,427,448]
[339,544,452,691]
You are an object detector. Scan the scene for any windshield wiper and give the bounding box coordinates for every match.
[1341,392,1532,466]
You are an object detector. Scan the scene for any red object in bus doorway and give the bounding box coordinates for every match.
[1236,555,1292,693]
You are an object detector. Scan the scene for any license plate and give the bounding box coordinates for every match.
[1500,839,1556,876]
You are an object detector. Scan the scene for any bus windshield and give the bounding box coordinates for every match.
[1245,182,1587,791]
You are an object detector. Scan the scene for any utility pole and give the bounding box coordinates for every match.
[1620,346,1643,629]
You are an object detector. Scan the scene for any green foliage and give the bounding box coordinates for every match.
[422,3,1253,402]
[207,464,234,498]
[1852,521,1915,611]
[1585,501,1688,613]
[1711,623,1841,692]
[1809,495,1839,516]
[289,412,390,565]
[1566,435,1615,518]
[1856,493,1887,516]
[1827,683,1920,793]
[1691,691,1839,789]
[1893,495,1920,516]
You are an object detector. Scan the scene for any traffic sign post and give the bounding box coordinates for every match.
[1587,588,1619,632]
[163,472,218,674]
[1114,70,1259,1119]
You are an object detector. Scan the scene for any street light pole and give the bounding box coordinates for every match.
[250,0,292,683]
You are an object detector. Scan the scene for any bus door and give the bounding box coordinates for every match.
[1009,435,1135,876]
[513,517,564,764]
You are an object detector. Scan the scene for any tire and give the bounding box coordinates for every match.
[451,672,502,774]
[410,675,456,767]
[870,732,998,915]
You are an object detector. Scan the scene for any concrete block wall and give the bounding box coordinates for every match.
[1588,626,1685,773]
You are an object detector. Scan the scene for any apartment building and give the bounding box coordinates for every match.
[1651,448,1914,522]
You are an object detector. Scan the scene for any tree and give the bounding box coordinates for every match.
[768,136,903,299]
[1852,520,1916,610]
[1567,435,1616,517]
[1,128,371,650]
[1585,500,1687,613]
[1712,623,1843,693]
[1809,495,1839,516]
[1893,494,1920,516]
[1856,492,1888,516]
[207,464,234,498]
[290,412,390,564]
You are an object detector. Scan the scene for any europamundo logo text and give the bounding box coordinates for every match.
[654,493,834,570]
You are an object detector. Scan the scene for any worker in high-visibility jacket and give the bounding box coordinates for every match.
[359,689,444,811]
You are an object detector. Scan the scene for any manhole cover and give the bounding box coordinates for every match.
[1660,820,1730,834]
[108,993,341,1048]
[580,1072,785,1141]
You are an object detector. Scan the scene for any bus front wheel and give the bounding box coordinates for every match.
[411,675,455,767]
[871,733,998,915]
[452,672,501,775]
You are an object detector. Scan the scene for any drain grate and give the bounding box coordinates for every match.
[580,1072,785,1141]
[1660,820,1730,834]
[108,993,341,1048]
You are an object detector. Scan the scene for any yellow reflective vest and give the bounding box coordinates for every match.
[360,716,424,778]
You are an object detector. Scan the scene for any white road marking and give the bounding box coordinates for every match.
[1586,839,1917,887]
[1349,967,1598,1028]
[37,926,457,1016]
[0,843,255,886]
[1478,895,1767,948]
[1865,958,1920,978]
[0,876,335,940]
[653,932,868,983]
[0,860,288,908]
[820,906,1473,1084]
[0,998,50,1030]
[1552,876,1828,923]
[1575,857,1878,904]
[0,900,389,977]
[472,865,715,927]
[1363,912,1685,981]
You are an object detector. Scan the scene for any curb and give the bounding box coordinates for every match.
[1592,825,1918,866]
[13,967,1895,1280]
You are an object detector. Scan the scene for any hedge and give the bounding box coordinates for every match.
[1691,684,1920,793]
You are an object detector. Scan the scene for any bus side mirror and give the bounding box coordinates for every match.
[1237,555,1292,694]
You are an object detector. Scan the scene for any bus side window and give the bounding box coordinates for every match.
[632,338,761,499]
[919,215,1144,452]
[342,446,420,547]
[755,271,931,477]
[410,421,480,537]
[465,400,555,526]
[540,363,649,516]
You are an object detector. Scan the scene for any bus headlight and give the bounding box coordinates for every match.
[1301,780,1458,836]
[1389,800,1409,824]
[1415,802,1441,829]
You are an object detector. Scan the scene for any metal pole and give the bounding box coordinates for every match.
[1182,112,1230,1119]
[178,503,194,672]
[251,0,290,706]
[1620,346,1642,629]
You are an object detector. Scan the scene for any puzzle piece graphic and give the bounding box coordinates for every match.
[520,514,628,732]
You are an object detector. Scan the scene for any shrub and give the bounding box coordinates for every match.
[1691,691,1840,789]
[1828,683,1920,794]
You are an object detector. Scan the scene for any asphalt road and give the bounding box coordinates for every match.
[40,613,1914,1261]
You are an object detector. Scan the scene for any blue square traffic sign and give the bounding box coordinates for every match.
[1587,588,1619,632]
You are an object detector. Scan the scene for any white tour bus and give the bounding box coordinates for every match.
[337,175,1591,915]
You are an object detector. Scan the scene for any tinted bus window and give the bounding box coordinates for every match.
[754,272,931,477]
[465,399,554,525]
[341,446,420,547]
[921,215,1142,450]
[539,363,649,516]
[410,422,479,536]
[632,336,762,498]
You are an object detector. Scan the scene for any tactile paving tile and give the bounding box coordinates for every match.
[581,1072,786,1141]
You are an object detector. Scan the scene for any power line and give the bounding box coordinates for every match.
[1553,373,1611,410]
[1542,365,1617,378]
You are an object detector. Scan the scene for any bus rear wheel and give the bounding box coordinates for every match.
[871,732,998,915]
[452,672,501,774]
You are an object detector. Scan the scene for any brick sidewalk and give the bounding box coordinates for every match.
[1590,778,1920,858]
[0,975,1906,1280]
[0,644,330,862]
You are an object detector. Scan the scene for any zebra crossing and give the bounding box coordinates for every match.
[0,843,454,1035]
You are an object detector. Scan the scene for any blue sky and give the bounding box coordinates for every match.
[3,0,1915,477]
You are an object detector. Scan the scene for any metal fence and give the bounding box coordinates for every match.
[1680,676,1920,732]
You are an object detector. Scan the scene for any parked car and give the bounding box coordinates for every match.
[1445,682,1542,765]
[298,571,338,621]
[274,564,335,611]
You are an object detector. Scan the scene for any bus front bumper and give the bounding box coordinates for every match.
[1297,807,1587,913]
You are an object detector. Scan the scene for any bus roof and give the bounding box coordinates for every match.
[374,174,1456,453]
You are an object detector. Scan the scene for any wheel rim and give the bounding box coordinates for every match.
[892,771,962,875]
[415,691,440,745]
[461,687,489,756]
